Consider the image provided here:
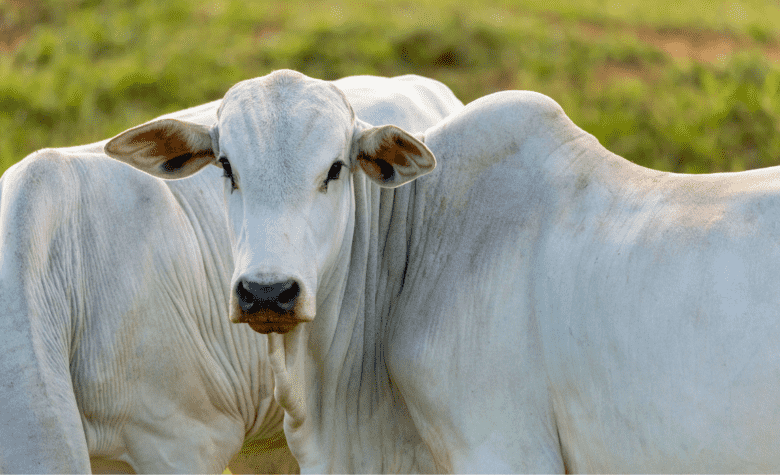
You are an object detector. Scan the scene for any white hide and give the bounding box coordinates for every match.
[0,100,297,474]
[110,70,780,473]
[414,91,780,472]
[360,90,780,473]
[2,73,462,473]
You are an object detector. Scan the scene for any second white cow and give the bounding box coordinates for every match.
[0,100,297,474]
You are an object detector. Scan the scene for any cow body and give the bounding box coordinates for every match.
[398,91,780,472]
[1,73,461,473]
[106,71,779,473]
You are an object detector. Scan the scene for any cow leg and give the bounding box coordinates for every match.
[452,437,565,474]
[390,347,566,473]
[0,162,91,472]
[388,306,565,473]
[0,270,90,473]
[406,406,565,474]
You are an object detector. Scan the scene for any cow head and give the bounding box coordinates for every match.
[105,70,436,333]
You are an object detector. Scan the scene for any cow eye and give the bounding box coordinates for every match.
[321,161,344,192]
[218,156,237,191]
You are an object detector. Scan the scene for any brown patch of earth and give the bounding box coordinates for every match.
[594,60,655,84]
[575,18,780,84]
[636,26,780,64]
[578,18,780,65]
[255,24,283,45]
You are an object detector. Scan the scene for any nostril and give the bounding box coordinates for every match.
[236,280,257,312]
[276,281,299,311]
[236,278,300,314]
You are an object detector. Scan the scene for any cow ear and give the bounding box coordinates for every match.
[354,125,436,188]
[104,119,216,179]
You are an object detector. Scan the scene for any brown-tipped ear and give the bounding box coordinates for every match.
[354,125,436,188]
[104,118,215,179]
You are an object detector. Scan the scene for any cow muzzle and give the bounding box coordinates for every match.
[232,277,313,333]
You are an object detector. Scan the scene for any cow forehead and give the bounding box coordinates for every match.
[216,73,355,173]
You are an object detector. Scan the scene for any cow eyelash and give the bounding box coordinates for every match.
[218,156,237,191]
[321,161,345,192]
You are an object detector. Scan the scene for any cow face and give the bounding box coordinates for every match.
[105,70,436,333]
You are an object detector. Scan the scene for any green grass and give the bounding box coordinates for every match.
[1,0,780,175]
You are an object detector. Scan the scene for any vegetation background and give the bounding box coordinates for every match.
[1,0,779,176]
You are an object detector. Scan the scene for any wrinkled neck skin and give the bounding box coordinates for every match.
[268,171,434,473]
[144,174,289,460]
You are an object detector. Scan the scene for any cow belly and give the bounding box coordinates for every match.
[538,210,780,472]
[550,352,780,472]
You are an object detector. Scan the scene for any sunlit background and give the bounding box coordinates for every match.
[1,0,779,175]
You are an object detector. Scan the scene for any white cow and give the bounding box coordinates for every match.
[0,100,297,474]
[1,73,460,473]
[107,69,780,473]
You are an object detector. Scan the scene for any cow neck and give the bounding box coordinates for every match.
[268,173,432,472]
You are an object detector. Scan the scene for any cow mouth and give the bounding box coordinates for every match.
[232,302,313,334]
[246,321,300,334]
[240,308,304,334]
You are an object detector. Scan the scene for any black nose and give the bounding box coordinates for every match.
[236,279,300,314]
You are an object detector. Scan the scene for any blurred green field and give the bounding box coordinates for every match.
[1,0,780,175]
